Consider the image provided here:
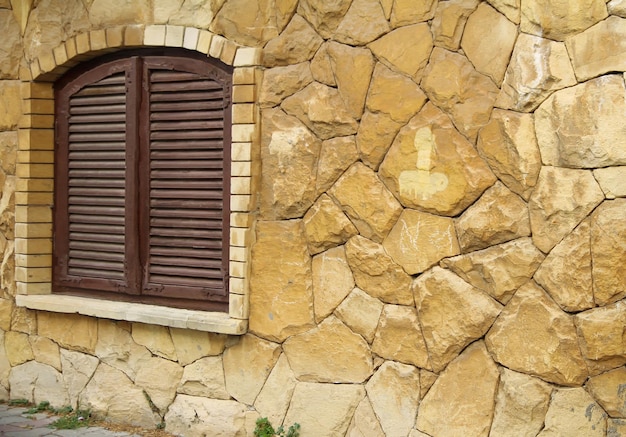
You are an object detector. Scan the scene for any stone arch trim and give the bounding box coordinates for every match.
[15,26,261,334]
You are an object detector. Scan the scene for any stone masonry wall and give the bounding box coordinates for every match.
[1,0,626,436]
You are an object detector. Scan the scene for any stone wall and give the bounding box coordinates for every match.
[1,0,626,436]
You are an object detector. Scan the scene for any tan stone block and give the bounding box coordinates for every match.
[303,195,357,255]
[5,330,34,366]
[16,163,53,178]
[229,227,250,247]
[594,166,626,199]
[178,355,229,399]
[144,24,166,46]
[316,135,359,193]
[16,178,53,192]
[0,298,14,331]
[229,276,247,294]
[64,38,78,61]
[17,150,53,163]
[182,27,200,51]
[21,82,52,100]
[19,115,54,129]
[170,327,226,366]
[16,282,51,294]
[521,0,608,41]
[334,287,383,344]
[259,63,312,108]
[234,47,261,67]
[15,192,53,205]
[14,238,52,254]
[52,44,68,68]
[15,205,52,223]
[208,34,225,59]
[416,342,499,436]
[390,0,437,27]
[164,25,184,47]
[254,353,296,426]
[14,254,52,268]
[232,103,255,124]
[311,246,354,322]
[233,66,256,85]
[29,60,41,80]
[264,15,322,67]
[130,323,177,361]
[230,194,251,211]
[31,335,61,371]
[231,176,251,195]
[229,246,247,263]
[346,396,385,437]
[104,27,123,48]
[135,357,183,413]
[431,0,480,50]
[297,0,352,38]
[0,80,22,129]
[10,306,37,335]
[15,223,52,238]
[220,39,238,66]
[15,266,51,283]
[586,367,626,417]
[231,161,251,176]
[356,111,403,170]
[334,0,390,45]
[75,32,90,55]
[38,312,97,354]
[123,25,144,46]
[165,395,246,436]
[38,50,56,74]
[230,212,253,228]
[231,124,255,142]
[232,85,255,103]
[21,100,54,116]
[196,30,212,54]
[539,388,607,436]
[18,129,54,151]
[228,292,249,319]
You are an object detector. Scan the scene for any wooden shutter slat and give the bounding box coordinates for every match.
[151,160,223,169]
[150,130,224,140]
[151,227,222,239]
[70,214,125,225]
[69,142,125,151]
[70,250,125,262]
[69,169,125,178]
[69,240,125,253]
[69,132,126,142]
[70,232,125,243]
[150,80,222,92]
[68,267,125,280]
[150,110,223,121]
[71,104,126,115]
[151,217,222,229]
[150,89,225,102]
[150,208,222,219]
[70,94,126,106]
[150,198,223,209]
[69,178,125,188]
[69,122,126,133]
[150,236,222,249]
[151,100,224,111]
[150,120,224,131]
[150,169,223,179]
[70,223,125,234]
[70,113,126,123]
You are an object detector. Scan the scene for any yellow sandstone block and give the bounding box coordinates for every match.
[15,223,52,239]
[15,238,52,255]
[15,205,52,223]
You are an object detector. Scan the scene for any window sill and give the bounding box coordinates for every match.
[16,294,247,335]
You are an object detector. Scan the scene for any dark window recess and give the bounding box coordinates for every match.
[54,50,232,312]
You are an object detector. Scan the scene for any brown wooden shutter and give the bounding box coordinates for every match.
[142,59,231,301]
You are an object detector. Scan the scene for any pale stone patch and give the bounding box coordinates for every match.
[95,319,152,381]
[496,34,577,112]
[0,81,22,130]
[528,167,604,253]
[477,109,541,199]
[263,14,323,67]
[283,316,373,383]
[586,366,626,417]
[0,298,12,331]
[249,220,315,342]
[259,63,313,108]
[461,2,517,85]
[608,0,626,16]
[345,397,385,437]
[594,166,626,199]
[390,0,437,27]
[303,195,358,255]
[591,199,626,305]
[534,220,594,312]
[566,16,626,81]
[486,281,588,386]
[327,42,375,120]
[5,330,33,366]
[60,349,99,409]
[334,0,390,45]
[371,304,430,368]
[310,43,336,86]
[223,334,281,404]
[131,323,177,362]
[316,135,359,193]
[416,341,499,437]
[356,111,403,170]
[311,246,355,322]
[158,0,219,28]
[489,368,552,437]
[30,335,61,371]
[383,209,460,275]
[368,23,433,82]
[178,356,229,399]
[0,11,21,79]
[281,82,358,140]
[0,331,10,390]
[38,312,97,354]
[456,182,530,253]
[345,235,414,306]
[87,0,151,26]
[11,307,36,335]
[334,287,384,343]
[414,267,502,372]
[520,0,608,41]
[134,357,183,413]
[297,0,352,38]
[379,103,496,216]
[538,388,607,436]
[260,108,321,220]
[422,48,499,142]
[329,163,402,242]
[487,0,520,23]
[284,382,365,437]
[9,361,69,407]
[535,75,626,168]
[574,301,626,375]
[169,328,227,366]
[0,132,17,180]
[419,369,438,398]
[431,0,479,50]
[366,361,420,437]
[165,394,247,437]
[442,237,545,305]
[254,354,297,427]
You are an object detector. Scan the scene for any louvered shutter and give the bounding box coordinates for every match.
[142,58,231,301]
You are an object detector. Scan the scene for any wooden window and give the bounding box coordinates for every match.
[53,50,232,312]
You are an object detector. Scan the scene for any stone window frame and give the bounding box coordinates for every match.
[14,25,260,335]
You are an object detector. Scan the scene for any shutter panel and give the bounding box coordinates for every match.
[144,67,230,299]
[64,72,128,287]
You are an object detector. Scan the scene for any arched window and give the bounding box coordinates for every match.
[53,49,232,312]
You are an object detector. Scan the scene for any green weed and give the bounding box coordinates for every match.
[254,417,300,437]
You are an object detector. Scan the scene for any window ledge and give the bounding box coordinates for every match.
[16,294,247,335]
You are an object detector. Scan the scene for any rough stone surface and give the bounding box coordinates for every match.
[164,395,247,437]
[311,246,354,322]
[609,0,626,16]
[345,397,385,437]
[366,361,420,437]
[538,388,607,436]
[441,237,545,305]
[134,357,183,413]
[334,287,384,343]
[254,354,297,427]
[249,220,314,342]
[178,356,229,399]
[528,166,604,253]
[30,335,61,371]
[329,163,402,242]
[520,0,608,41]
[367,24,433,82]
[9,361,69,407]
[574,301,626,375]
[608,419,626,436]
[60,349,99,408]
[414,267,502,372]
[260,108,321,220]
[5,330,34,366]
[303,195,358,255]
[487,0,520,23]
[477,109,541,199]
[422,48,499,141]
[284,382,365,437]
[389,0,437,27]
[371,304,430,368]
[416,342,499,437]
[431,0,479,50]
[486,281,588,386]
[534,220,594,312]
[297,0,352,38]
[263,14,323,67]
[535,75,626,168]
[0,10,21,79]
[169,329,226,366]
[497,34,577,112]
[283,316,373,383]
[87,0,151,26]
[490,368,552,437]
[0,81,22,130]
[594,166,626,199]
[131,323,177,362]
[333,0,390,45]
[259,63,313,107]
[586,366,626,418]
[591,199,626,305]
[37,312,97,354]
[379,103,496,216]
[316,135,360,193]
[356,111,403,170]
[461,3,517,85]
[95,319,152,381]
[456,182,530,253]
[345,235,414,305]
[223,334,281,405]
[383,209,460,275]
